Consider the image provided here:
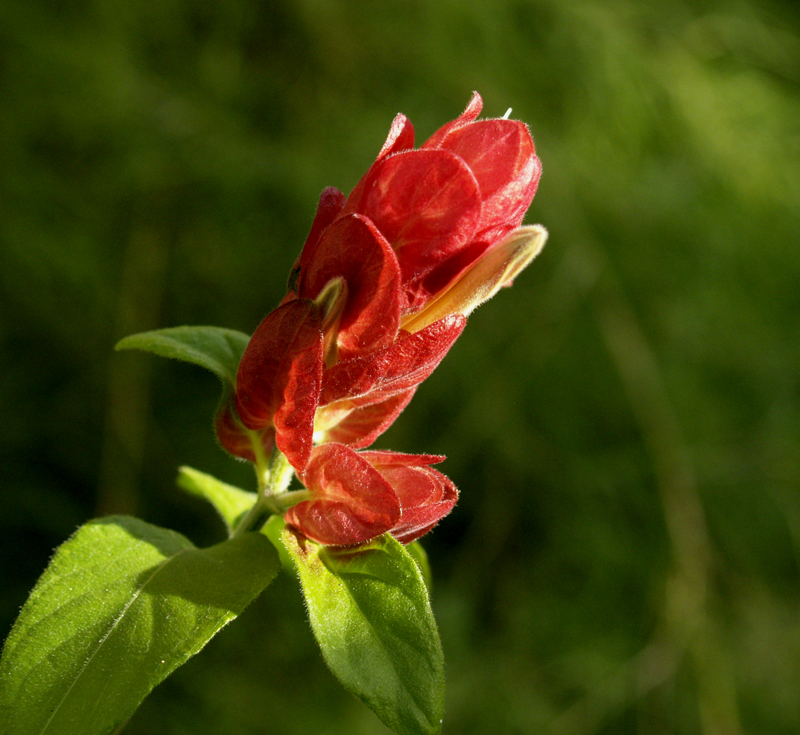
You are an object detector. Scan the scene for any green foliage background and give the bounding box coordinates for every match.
[2,0,799,733]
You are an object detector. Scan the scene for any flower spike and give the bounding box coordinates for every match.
[232,93,545,544]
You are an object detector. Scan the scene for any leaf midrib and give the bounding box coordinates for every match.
[38,547,190,735]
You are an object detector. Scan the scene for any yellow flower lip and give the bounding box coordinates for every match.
[400,224,548,334]
[314,276,348,367]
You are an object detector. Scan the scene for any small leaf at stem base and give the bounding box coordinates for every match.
[176,465,257,536]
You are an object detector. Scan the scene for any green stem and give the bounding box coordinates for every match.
[232,449,299,537]
[273,489,313,511]
[249,428,272,491]
[231,492,273,538]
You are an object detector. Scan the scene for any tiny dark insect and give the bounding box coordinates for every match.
[287,265,301,294]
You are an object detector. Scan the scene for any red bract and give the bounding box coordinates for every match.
[284,443,401,547]
[293,213,402,361]
[285,444,457,546]
[224,93,545,545]
[357,450,459,544]
[334,91,541,314]
[234,299,323,470]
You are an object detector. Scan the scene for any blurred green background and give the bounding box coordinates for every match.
[2,0,799,733]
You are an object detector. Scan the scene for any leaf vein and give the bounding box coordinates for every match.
[37,548,190,735]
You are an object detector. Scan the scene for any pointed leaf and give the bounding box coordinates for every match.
[177,466,257,536]
[0,516,279,735]
[284,528,445,735]
[115,326,251,387]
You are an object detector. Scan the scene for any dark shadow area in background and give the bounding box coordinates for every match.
[2,0,800,733]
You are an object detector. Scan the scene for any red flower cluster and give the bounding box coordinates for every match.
[219,93,545,546]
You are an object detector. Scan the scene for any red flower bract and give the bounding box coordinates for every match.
[234,299,323,470]
[223,92,544,545]
[285,443,401,547]
[337,91,541,313]
[285,445,457,546]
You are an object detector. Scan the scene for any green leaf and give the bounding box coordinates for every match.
[283,529,445,735]
[406,541,433,591]
[177,465,257,536]
[261,515,295,572]
[0,516,279,735]
[115,326,251,386]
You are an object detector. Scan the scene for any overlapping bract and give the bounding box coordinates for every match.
[220,92,544,546]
